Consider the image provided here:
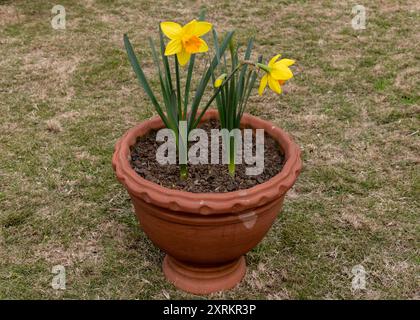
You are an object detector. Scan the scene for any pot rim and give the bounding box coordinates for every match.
[112,109,302,214]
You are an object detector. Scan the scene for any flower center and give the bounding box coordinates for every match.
[182,35,201,53]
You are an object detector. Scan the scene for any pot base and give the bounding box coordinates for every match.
[163,255,246,295]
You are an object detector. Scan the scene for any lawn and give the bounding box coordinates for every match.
[0,0,418,299]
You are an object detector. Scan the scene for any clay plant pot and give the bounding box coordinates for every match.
[112,109,301,295]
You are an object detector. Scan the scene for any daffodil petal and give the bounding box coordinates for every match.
[278,58,295,67]
[268,54,281,67]
[258,74,268,96]
[193,21,212,36]
[268,75,282,94]
[177,49,191,66]
[270,64,293,80]
[160,21,182,39]
[196,39,208,53]
[164,39,182,55]
[182,19,197,35]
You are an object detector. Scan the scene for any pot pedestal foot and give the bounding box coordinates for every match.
[163,255,246,295]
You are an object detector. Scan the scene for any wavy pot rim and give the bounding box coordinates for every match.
[112,109,302,215]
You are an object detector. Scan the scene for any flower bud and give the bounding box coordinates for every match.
[214,73,227,88]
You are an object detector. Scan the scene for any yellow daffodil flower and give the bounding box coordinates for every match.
[160,19,212,66]
[258,54,295,95]
[214,73,227,88]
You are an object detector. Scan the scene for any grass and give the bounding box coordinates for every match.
[0,0,419,299]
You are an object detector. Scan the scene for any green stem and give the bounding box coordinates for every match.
[228,162,235,177]
[180,164,188,180]
[175,129,188,180]
[175,57,182,119]
[228,137,235,177]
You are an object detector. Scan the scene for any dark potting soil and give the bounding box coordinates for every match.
[130,120,285,193]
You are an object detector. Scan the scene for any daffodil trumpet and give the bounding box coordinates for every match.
[161,19,212,66]
[257,55,295,95]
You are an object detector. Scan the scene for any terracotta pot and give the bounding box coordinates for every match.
[112,109,301,295]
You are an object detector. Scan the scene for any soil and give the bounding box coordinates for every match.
[130,120,285,193]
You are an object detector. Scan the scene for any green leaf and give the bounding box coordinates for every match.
[188,30,235,131]
[211,69,225,127]
[148,37,162,75]
[237,55,262,125]
[175,56,182,119]
[198,7,206,20]
[212,29,221,65]
[183,54,195,119]
[123,34,170,128]
[168,89,178,130]
[237,38,253,103]
[159,27,173,93]
[148,38,169,103]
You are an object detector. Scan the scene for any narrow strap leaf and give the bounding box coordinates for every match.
[237,55,262,125]
[148,37,162,75]
[175,56,182,119]
[124,34,170,128]
[237,37,253,104]
[183,54,195,120]
[211,68,225,128]
[148,37,170,107]
[148,37,179,131]
[188,31,235,131]
[168,89,178,130]
[159,27,173,93]
[198,7,206,20]
[212,29,220,65]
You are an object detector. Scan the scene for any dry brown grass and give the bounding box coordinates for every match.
[0,0,418,299]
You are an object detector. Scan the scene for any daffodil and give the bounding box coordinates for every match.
[258,54,295,95]
[160,19,212,66]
